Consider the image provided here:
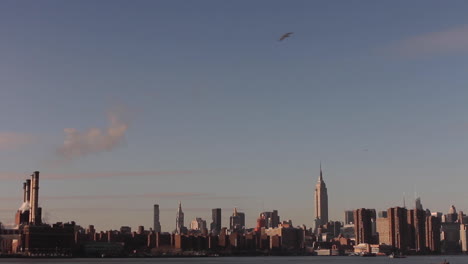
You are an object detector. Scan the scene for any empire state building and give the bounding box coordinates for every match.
[314,164,328,227]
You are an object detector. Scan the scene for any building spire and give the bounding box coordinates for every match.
[318,161,323,182]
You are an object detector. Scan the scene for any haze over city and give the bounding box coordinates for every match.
[1,0,468,233]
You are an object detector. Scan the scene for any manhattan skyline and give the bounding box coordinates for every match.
[2,0,468,231]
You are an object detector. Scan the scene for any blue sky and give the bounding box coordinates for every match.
[1,0,468,231]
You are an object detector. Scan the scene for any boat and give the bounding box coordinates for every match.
[389,252,406,258]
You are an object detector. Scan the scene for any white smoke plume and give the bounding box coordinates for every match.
[57,109,129,160]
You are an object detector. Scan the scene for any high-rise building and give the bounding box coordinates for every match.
[461,224,468,252]
[413,209,426,253]
[153,204,161,233]
[261,210,280,228]
[425,215,441,253]
[376,217,390,245]
[314,163,328,227]
[388,207,409,252]
[210,208,222,234]
[190,217,207,234]
[344,210,354,224]
[354,208,373,244]
[175,201,185,234]
[445,205,458,223]
[230,208,245,232]
[415,197,423,211]
[271,210,280,228]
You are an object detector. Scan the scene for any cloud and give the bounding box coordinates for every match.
[391,24,468,56]
[56,108,129,160]
[0,133,34,151]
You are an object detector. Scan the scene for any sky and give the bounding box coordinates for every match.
[1,0,468,232]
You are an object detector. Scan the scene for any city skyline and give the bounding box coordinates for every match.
[2,0,468,231]
[1,168,466,234]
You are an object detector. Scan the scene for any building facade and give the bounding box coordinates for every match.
[354,208,374,244]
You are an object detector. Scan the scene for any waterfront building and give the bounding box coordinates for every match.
[425,215,441,253]
[441,222,460,253]
[388,207,409,252]
[354,208,373,244]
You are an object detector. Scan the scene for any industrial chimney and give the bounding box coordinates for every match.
[23,182,27,203]
[29,171,40,225]
[25,179,31,203]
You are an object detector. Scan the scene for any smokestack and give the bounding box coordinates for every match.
[29,171,40,225]
[25,179,31,203]
[23,182,27,203]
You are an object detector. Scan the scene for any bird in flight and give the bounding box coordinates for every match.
[279,32,293,41]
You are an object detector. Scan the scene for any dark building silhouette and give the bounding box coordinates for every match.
[413,209,426,252]
[344,210,354,224]
[314,164,328,228]
[210,208,221,234]
[388,207,409,252]
[425,215,441,253]
[261,210,280,229]
[153,204,161,233]
[230,208,245,232]
[354,208,373,244]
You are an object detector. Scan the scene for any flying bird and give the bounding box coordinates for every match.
[279,32,293,41]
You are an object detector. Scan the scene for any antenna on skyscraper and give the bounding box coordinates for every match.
[403,192,406,208]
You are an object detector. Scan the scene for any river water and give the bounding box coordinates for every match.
[0,256,465,264]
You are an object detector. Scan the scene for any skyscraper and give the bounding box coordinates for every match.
[230,208,245,232]
[210,208,222,234]
[354,208,373,244]
[190,217,208,235]
[153,204,161,233]
[314,163,328,227]
[260,210,280,228]
[175,201,185,234]
[344,210,354,224]
[426,215,441,253]
[388,207,409,252]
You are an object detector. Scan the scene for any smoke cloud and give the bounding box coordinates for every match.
[57,109,129,160]
[390,24,468,56]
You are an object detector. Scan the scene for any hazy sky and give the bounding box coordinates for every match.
[1,0,468,231]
